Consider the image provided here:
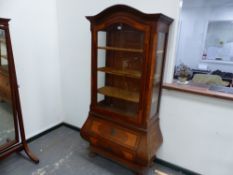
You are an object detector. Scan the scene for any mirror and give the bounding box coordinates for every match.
[0,18,38,163]
[0,28,16,150]
[204,20,233,62]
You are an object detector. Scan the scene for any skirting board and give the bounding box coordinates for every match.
[27,122,200,175]
[27,123,64,143]
[154,159,201,175]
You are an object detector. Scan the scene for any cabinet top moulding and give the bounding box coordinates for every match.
[86,4,173,25]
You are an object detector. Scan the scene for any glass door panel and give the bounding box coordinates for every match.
[150,33,166,117]
[96,23,144,118]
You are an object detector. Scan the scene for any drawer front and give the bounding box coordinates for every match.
[90,120,138,150]
[90,136,135,161]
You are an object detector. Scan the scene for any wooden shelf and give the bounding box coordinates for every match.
[98,46,143,53]
[97,101,137,117]
[98,86,139,103]
[98,67,141,79]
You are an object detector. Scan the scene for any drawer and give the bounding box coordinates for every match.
[90,119,139,150]
[89,136,136,161]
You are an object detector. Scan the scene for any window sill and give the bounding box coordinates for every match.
[201,59,233,65]
[162,82,233,101]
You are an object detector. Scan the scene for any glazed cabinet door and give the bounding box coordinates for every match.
[149,32,167,118]
[92,21,150,123]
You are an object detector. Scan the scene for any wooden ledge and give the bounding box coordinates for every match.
[162,82,233,101]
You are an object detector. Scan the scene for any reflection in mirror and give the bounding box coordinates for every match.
[0,29,15,148]
[175,0,233,89]
[204,21,233,62]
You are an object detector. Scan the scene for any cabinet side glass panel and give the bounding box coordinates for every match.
[96,24,144,118]
[150,33,166,117]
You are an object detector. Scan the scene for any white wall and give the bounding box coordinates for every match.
[159,90,233,175]
[0,0,63,138]
[177,2,233,72]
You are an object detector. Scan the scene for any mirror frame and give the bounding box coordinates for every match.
[0,20,19,155]
[0,18,39,163]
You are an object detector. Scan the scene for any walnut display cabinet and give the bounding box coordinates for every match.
[80,5,173,175]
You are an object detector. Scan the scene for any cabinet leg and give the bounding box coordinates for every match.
[23,144,39,164]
